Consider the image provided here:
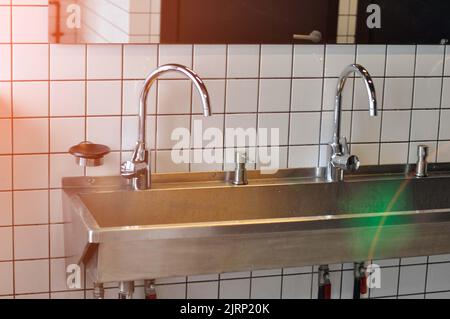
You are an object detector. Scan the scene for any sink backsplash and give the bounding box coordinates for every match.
[1,1,450,299]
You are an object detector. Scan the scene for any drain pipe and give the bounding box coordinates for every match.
[144,279,158,299]
[118,281,135,299]
[353,262,368,299]
[318,265,332,299]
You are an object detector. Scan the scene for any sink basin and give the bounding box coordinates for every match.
[63,166,450,284]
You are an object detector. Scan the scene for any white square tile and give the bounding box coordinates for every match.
[288,146,319,168]
[340,270,356,299]
[437,141,450,162]
[156,150,189,173]
[439,110,450,139]
[193,45,226,78]
[356,45,386,77]
[190,152,223,173]
[157,80,191,114]
[413,78,442,109]
[324,45,356,77]
[442,78,450,108]
[85,152,121,177]
[370,267,399,298]
[323,77,354,111]
[0,227,12,261]
[156,115,190,149]
[256,146,288,172]
[219,279,250,299]
[87,81,121,115]
[187,281,218,299]
[192,79,225,114]
[258,113,289,146]
[445,45,450,76]
[415,45,445,76]
[289,113,320,145]
[351,144,380,165]
[401,256,428,265]
[50,189,62,224]
[122,115,156,150]
[123,44,157,79]
[386,45,416,76]
[260,45,292,78]
[87,45,122,80]
[0,82,12,117]
[13,44,48,80]
[227,45,260,78]
[122,79,156,115]
[426,263,450,292]
[426,291,450,299]
[155,284,186,299]
[50,81,85,116]
[13,81,48,117]
[351,110,381,143]
[190,114,224,148]
[383,78,414,109]
[291,79,322,112]
[293,45,324,78]
[380,143,408,165]
[14,190,48,225]
[429,254,450,263]
[0,119,11,155]
[50,258,71,292]
[281,274,312,299]
[0,7,10,43]
[0,45,11,81]
[398,265,427,295]
[13,118,48,153]
[250,276,281,299]
[50,45,85,80]
[0,192,12,226]
[354,78,384,110]
[0,262,13,296]
[224,114,257,148]
[12,6,48,43]
[49,154,84,188]
[320,111,351,143]
[14,225,48,259]
[0,156,12,191]
[159,45,192,77]
[226,79,258,113]
[50,224,64,258]
[259,79,291,112]
[50,117,85,153]
[87,117,121,150]
[410,110,439,141]
[15,259,49,294]
[14,155,48,190]
[188,274,219,282]
[381,110,411,142]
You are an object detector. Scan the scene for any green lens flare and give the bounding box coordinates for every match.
[339,179,416,260]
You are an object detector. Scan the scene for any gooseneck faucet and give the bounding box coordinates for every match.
[121,64,212,190]
[327,64,378,182]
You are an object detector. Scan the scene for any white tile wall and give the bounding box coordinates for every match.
[1,1,450,300]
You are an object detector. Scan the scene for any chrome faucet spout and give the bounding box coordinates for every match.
[122,64,212,190]
[328,64,378,182]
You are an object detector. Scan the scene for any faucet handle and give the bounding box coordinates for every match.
[340,137,350,155]
[121,160,147,178]
[331,137,360,172]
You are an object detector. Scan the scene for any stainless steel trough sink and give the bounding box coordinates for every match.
[62,165,450,284]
